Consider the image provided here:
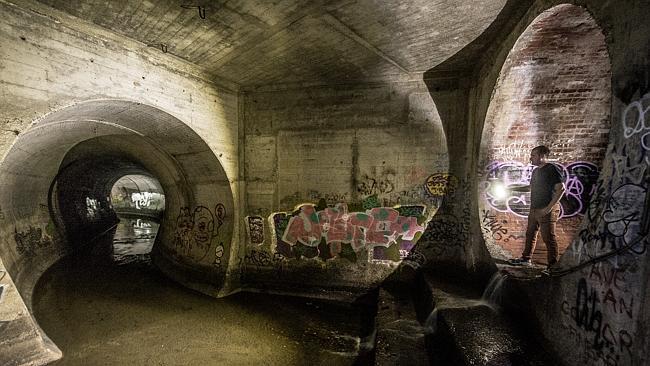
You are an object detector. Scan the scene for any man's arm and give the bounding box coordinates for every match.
[539,182,565,215]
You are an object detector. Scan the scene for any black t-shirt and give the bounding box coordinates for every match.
[529,163,563,209]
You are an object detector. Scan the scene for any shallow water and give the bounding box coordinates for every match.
[33,218,373,365]
[111,217,159,264]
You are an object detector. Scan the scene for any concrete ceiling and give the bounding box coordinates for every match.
[36,0,507,87]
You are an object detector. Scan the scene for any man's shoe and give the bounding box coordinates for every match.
[510,257,532,266]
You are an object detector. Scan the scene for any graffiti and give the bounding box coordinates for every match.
[173,204,226,261]
[246,216,265,245]
[424,173,459,197]
[622,92,650,151]
[213,242,224,267]
[0,206,4,220]
[611,150,647,185]
[308,191,348,205]
[131,192,153,209]
[419,177,473,256]
[577,183,648,260]
[481,210,508,241]
[561,278,634,365]
[14,226,53,258]
[86,197,100,219]
[271,203,427,261]
[133,219,152,229]
[402,248,426,268]
[244,250,285,276]
[356,174,395,196]
[483,161,599,218]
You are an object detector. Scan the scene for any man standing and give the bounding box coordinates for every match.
[511,146,565,268]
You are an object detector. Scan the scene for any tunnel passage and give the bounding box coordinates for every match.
[111,174,166,219]
[53,152,166,262]
[110,174,165,262]
[0,100,235,304]
[479,4,611,264]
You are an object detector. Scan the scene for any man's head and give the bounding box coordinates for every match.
[530,145,550,166]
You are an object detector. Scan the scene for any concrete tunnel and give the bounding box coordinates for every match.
[1,0,650,365]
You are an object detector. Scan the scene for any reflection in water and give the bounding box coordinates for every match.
[33,216,374,365]
[112,216,159,264]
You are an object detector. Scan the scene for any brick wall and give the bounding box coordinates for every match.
[479,5,611,264]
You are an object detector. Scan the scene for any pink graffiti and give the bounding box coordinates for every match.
[281,203,425,251]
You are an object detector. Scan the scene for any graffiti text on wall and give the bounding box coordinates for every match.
[271,203,426,262]
[246,216,265,245]
[424,173,459,197]
[14,226,53,258]
[622,92,650,156]
[412,175,472,258]
[173,204,226,262]
[561,276,634,365]
[131,192,153,209]
[481,209,521,242]
[482,161,600,218]
[86,197,100,219]
[356,173,395,197]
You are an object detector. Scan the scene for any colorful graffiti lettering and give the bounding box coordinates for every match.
[271,203,427,261]
[424,173,459,197]
[482,161,599,218]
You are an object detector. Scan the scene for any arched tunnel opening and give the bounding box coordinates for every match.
[53,152,166,263]
[110,174,165,263]
[479,4,611,266]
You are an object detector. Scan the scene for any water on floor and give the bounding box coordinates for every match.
[33,217,374,365]
[111,217,159,264]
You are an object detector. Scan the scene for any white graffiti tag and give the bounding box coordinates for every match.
[622,93,650,151]
[131,192,153,209]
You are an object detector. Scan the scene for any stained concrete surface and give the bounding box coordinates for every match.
[31,221,374,365]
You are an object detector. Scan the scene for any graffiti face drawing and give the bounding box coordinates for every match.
[193,206,214,248]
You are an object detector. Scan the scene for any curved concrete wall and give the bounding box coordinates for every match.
[0,2,240,362]
[0,101,236,298]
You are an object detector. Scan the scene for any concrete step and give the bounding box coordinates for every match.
[420,273,559,366]
[374,287,429,365]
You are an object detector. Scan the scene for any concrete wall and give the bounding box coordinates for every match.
[0,1,241,362]
[461,0,650,364]
[240,81,449,290]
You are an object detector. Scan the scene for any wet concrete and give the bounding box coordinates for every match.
[32,217,374,366]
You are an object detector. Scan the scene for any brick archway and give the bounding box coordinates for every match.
[479,4,611,264]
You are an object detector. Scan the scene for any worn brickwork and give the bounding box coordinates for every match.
[479,4,611,264]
